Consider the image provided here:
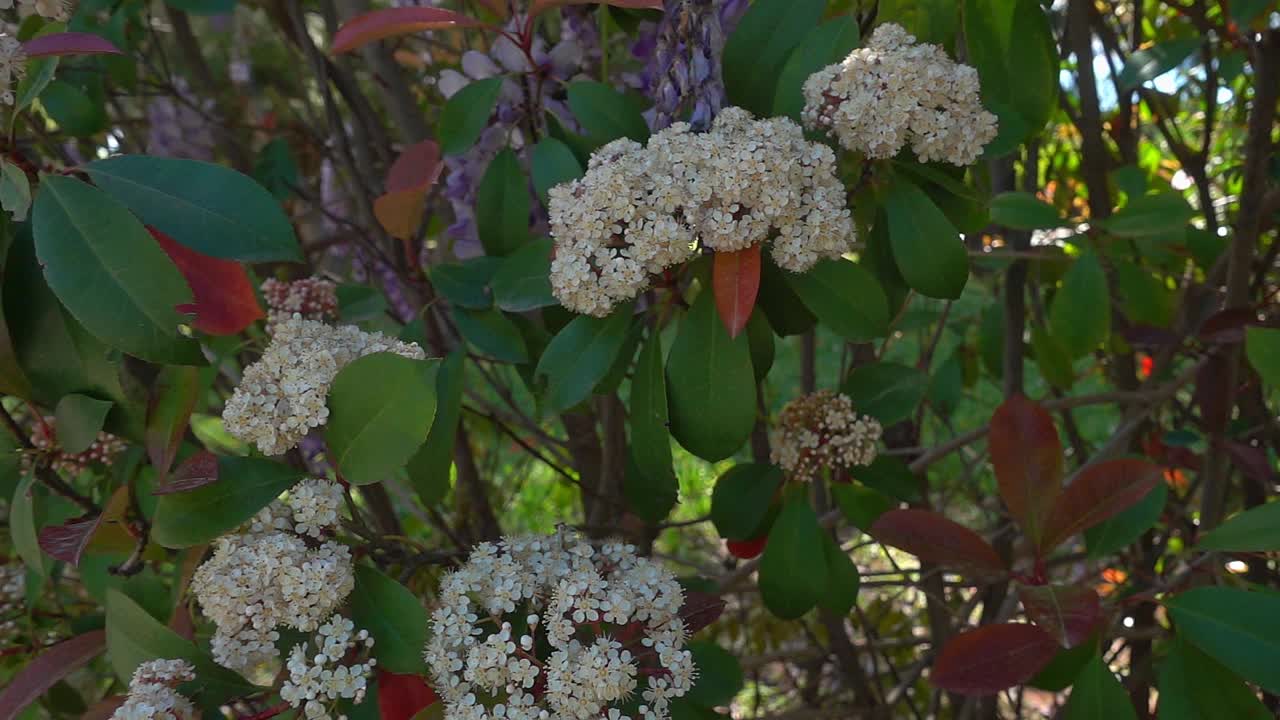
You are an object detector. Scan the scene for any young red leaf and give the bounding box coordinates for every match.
[869,509,1006,580]
[331,8,484,54]
[0,630,106,720]
[989,394,1063,547]
[151,228,264,335]
[375,140,444,239]
[153,451,219,495]
[529,0,662,17]
[37,513,103,565]
[22,32,122,59]
[1040,458,1163,551]
[679,590,727,636]
[1016,582,1102,648]
[931,623,1059,695]
[377,670,437,720]
[726,535,767,559]
[712,245,762,338]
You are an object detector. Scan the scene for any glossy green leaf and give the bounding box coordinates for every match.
[10,475,48,579]
[757,256,816,337]
[164,0,237,14]
[1117,37,1200,90]
[628,329,677,522]
[772,16,860,121]
[885,178,969,299]
[1049,251,1110,358]
[146,366,204,478]
[327,353,439,485]
[566,81,649,145]
[0,160,31,223]
[530,137,584,207]
[818,534,860,616]
[842,362,928,426]
[831,483,894,530]
[54,394,111,455]
[853,455,921,503]
[84,155,300,262]
[1031,326,1075,390]
[1158,638,1271,720]
[430,257,501,310]
[963,0,1058,153]
[1115,261,1174,328]
[759,491,827,619]
[684,642,743,708]
[492,238,556,312]
[785,258,890,342]
[253,137,299,201]
[349,564,429,674]
[1245,327,1280,388]
[453,307,529,363]
[878,0,957,46]
[41,80,106,137]
[1198,500,1280,552]
[1028,640,1098,692]
[710,463,782,541]
[1060,655,1138,720]
[407,351,465,507]
[438,77,503,155]
[151,456,303,548]
[745,310,775,381]
[32,175,201,364]
[1084,483,1167,558]
[534,307,633,414]
[1099,193,1195,238]
[1166,587,1280,693]
[476,148,530,257]
[989,192,1066,230]
[722,0,824,115]
[666,291,756,462]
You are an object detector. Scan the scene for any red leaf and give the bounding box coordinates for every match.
[712,246,761,339]
[0,630,106,719]
[375,141,443,240]
[377,671,437,720]
[1198,307,1256,344]
[931,623,1058,695]
[1016,582,1102,648]
[1224,440,1276,486]
[1195,354,1231,434]
[989,394,1063,547]
[153,451,219,495]
[530,0,662,17]
[37,513,103,565]
[679,590,727,636]
[726,535,767,559]
[151,228,264,335]
[331,8,485,54]
[869,509,1006,581]
[1040,458,1163,551]
[22,32,122,59]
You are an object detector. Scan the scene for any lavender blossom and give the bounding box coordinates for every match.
[144,79,214,160]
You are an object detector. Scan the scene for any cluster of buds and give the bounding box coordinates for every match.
[262,277,339,327]
[770,391,882,482]
[29,417,126,475]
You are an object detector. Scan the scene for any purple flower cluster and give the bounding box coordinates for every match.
[634,0,746,130]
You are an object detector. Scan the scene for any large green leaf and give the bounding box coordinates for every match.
[683,642,743,708]
[534,307,633,414]
[884,178,969,299]
[430,257,501,310]
[666,291,755,462]
[842,362,928,426]
[54,394,112,455]
[566,81,649,145]
[989,191,1066,230]
[476,148,530,257]
[326,353,438,485]
[348,564,429,674]
[759,491,827,619]
[406,351,465,506]
[1165,587,1280,693]
[1098,193,1195,238]
[150,456,303,548]
[710,463,782,541]
[1060,655,1138,720]
[41,80,106,137]
[84,156,299,262]
[963,0,1058,154]
[722,0,825,115]
[1116,37,1201,90]
[1158,638,1271,720]
[32,175,201,364]
[10,475,49,580]
[530,137,583,207]
[628,329,677,522]
[1198,501,1280,552]
[453,307,529,363]
[757,256,816,337]
[831,483,894,530]
[1049,251,1111,358]
[784,258,889,342]
[877,0,957,46]
[1085,483,1167,558]
[772,16,860,121]
[1245,327,1280,388]
[817,535,860,616]
[438,77,503,155]
[491,238,556,312]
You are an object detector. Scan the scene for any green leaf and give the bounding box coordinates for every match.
[1245,327,1280,388]
[928,351,964,417]
[666,291,756,462]
[745,310,775,381]
[711,463,782,541]
[757,255,816,337]
[40,80,106,137]
[980,301,1005,379]
[32,175,201,364]
[531,137,584,208]
[1049,251,1111,358]
[54,394,112,454]
[492,238,556,312]
[438,77,503,155]
[1117,37,1200,90]
[683,642,743,707]
[326,353,439,485]
[405,351,463,506]
[1115,261,1174,328]
[10,476,48,579]
[1085,483,1167,558]
[831,483,894,530]
[253,137,299,201]
[1031,326,1076,390]
[1198,500,1280,552]
[894,161,990,236]
[1060,655,1138,720]
[534,307,633,414]
[1165,587,1280,693]
[84,155,300,262]
[1099,193,1195,238]
[566,81,649,145]
[884,178,969,299]
[784,258,890,342]
[453,307,529,363]
[0,160,31,222]
[150,456,303,548]
[853,455,921,503]
[842,362,927,426]
[772,16,860,121]
[164,0,237,14]
[15,56,58,114]
[878,0,958,46]
[336,285,387,322]
[348,564,429,674]
[989,191,1066,230]
[963,0,1058,154]
[476,148,530,257]
[1028,640,1098,692]
[722,0,825,115]
[628,329,677,523]
[818,535,860,616]
[430,257,501,310]
[1158,638,1272,720]
[759,491,827,619]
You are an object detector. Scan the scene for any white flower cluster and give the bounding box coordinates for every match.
[425,529,696,720]
[802,23,998,166]
[770,390,882,482]
[280,616,376,720]
[110,659,197,720]
[191,478,354,673]
[222,315,425,455]
[262,277,339,327]
[548,106,854,317]
[1,0,73,22]
[0,34,24,106]
[1,563,23,642]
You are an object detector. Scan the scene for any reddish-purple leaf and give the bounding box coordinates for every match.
[0,630,106,720]
[153,451,219,495]
[22,32,122,59]
[1016,582,1102,648]
[679,590,727,636]
[377,670,437,720]
[146,366,202,481]
[1195,354,1231,434]
[530,0,662,17]
[712,245,761,339]
[375,140,443,239]
[989,394,1063,547]
[931,623,1059,695]
[1224,440,1276,487]
[869,509,1006,581]
[37,513,103,566]
[1198,307,1257,344]
[331,8,485,54]
[1040,458,1164,551]
[151,228,264,335]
